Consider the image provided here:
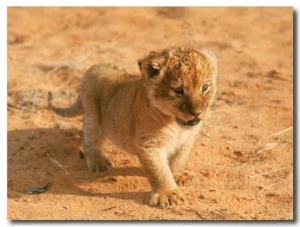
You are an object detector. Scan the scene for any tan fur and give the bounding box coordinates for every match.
[48,46,217,208]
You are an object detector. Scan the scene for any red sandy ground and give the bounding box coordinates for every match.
[7,7,293,220]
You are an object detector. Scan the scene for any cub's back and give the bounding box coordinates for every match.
[79,63,140,105]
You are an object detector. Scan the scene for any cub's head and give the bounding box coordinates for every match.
[138,46,217,127]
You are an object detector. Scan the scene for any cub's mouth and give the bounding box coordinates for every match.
[175,117,200,127]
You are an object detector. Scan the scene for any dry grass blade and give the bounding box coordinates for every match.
[256,182,280,199]
[192,202,226,219]
[214,163,248,178]
[102,206,126,216]
[259,126,293,147]
[256,143,277,155]
[207,205,226,219]
[249,167,289,179]
[266,126,293,139]
[184,207,206,219]
[46,152,69,175]
[214,165,230,178]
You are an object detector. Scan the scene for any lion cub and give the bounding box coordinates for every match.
[48,46,217,208]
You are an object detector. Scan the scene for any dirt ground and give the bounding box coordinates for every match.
[7,7,293,220]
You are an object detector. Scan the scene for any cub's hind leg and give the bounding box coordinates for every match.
[81,100,112,172]
[82,136,112,172]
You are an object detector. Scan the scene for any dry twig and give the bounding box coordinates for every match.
[184,207,206,219]
[46,152,69,175]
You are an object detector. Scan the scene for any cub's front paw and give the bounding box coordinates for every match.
[85,155,112,172]
[174,170,197,186]
[150,188,185,208]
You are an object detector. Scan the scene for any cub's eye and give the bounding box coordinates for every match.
[202,85,209,93]
[173,87,184,96]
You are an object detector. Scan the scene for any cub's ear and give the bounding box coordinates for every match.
[138,52,165,80]
[201,49,218,79]
[201,50,217,65]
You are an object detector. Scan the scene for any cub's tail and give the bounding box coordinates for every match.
[48,91,83,118]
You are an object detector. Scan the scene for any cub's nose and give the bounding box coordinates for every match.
[188,109,202,118]
[186,104,203,117]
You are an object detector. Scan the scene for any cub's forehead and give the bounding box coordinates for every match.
[165,49,213,82]
[167,48,211,69]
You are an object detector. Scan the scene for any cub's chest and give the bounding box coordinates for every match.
[165,125,201,155]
